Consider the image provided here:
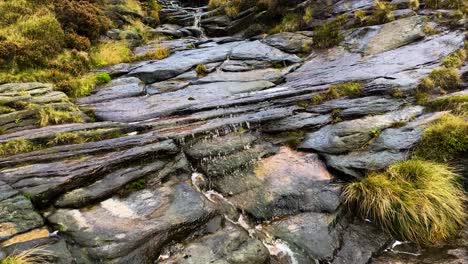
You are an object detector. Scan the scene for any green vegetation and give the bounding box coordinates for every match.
[354,1,396,26]
[95,73,111,85]
[442,49,467,68]
[425,0,465,9]
[126,178,147,191]
[312,18,344,49]
[136,45,170,60]
[195,64,208,77]
[47,132,87,146]
[427,94,468,114]
[0,247,53,264]
[343,159,466,245]
[413,114,467,162]
[90,41,132,67]
[277,131,305,147]
[36,105,83,127]
[311,82,363,104]
[0,0,161,98]
[422,24,441,35]
[270,13,302,33]
[0,138,35,156]
[368,1,395,25]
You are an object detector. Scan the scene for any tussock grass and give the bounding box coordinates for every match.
[312,18,344,49]
[343,159,466,245]
[413,113,468,162]
[0,247,53,264]
[137,45,170,60]
[90,41,132,67]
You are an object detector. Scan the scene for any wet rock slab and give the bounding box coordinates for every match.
[160,223,270,264]
[300,106,424,154]
[0,181,44,242]
[47,180,217,263]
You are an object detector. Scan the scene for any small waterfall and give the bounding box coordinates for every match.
[193,7,206,38]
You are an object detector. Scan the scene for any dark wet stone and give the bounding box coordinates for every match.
[160,223,270,264]
[300,106,424,154]
[0,181,44,242]
[262,32,314,53]
[308,96,404,118]
[47,180,217,263]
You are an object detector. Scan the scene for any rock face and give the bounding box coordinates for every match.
[1,0,466,263]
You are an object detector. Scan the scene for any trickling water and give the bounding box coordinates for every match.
[193,7,207,38]
[190,172,299,264]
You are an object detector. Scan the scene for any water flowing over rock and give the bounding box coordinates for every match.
[0,0,466,263]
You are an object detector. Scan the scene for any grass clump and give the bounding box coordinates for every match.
[343,159,466,245]
[195,64,208,77]
[277,131,305,148]
[95,73,111,85]
[270,13,302,33]
[0,247,53,264]
[0,138,35,156]
[427,94,468,114]
[312,82,363,104]
[36,105,84,127]
[368,1,395,25]
[413,114,468,162]
[312,18,344,49]
[90,41,132,67]
[425,0,465,9]
[137,45,170,60]
[47,132,86,146]
[422,24,441,35]
[427,67,461,91]
[442,49,467,68]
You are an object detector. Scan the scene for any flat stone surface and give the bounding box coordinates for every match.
[47,181,217,263]
[160,223,270,264]
[0,181,44,242]
[286,32,465,89]
[300,106,424,154]
[265,212,342,261]
[78,77,144,104]
[308,96,404,118]
[262,32,314,53]
[0,140,178,205]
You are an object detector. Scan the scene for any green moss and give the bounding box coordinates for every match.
[0,138,36,156]
[47,132,87,146]
[422,24,441,35]
[413,114,468,162]
[368,1,396,25]
[442,49,467,68]
[343,159,466,245]
[95,72,111,85]
[277,131,305,148]
[331,109,343,124]
[428,67,461,91]
[370,128,381,138]
[125,178,146,191]
[329,82,363,97]
[195,64,208,77]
